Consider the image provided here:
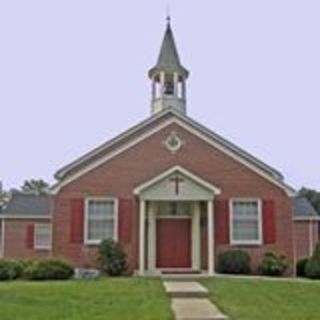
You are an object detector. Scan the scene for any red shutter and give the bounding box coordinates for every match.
[262,199,276,244]
[215,199,229,245]
[118,198,133,244]
[70,198,84,243]
[26,224,34,248]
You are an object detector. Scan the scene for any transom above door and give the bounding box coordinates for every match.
[155,201,193,218]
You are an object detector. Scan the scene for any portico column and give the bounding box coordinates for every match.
[148,202,156,271]
[207,200,214,275]
[139,200,146,275]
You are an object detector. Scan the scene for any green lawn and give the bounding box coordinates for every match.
[0,278,172,320]
[202,277,320,320]
[1,277,319,320]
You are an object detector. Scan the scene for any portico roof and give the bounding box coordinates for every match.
[133,166,221,201]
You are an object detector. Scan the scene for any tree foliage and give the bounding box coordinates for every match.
[97,239,127,276]
[0,182,9,211]
[299,187,320,215]
[305,243,320,279]
[21,179,50,195]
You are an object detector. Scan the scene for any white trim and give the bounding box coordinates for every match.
[207,200,214,275]
[84,197,118,245]
[309,220,314,257]
[156,215,191,219]
[229,198,263,246]
[52,119,176,193]
[54,110,172,179]
[52,115,295,197]
[0,215,51,220]
[192,202,201,270]
[0,219,5,258]
[148,202,156,271]
[34,223,52,250]
[139,200,146,275]
[133,165,221,195]
[293,216,320,221]
[174,119,296,197]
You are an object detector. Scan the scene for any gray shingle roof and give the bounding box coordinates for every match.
[2,192,51,216]
[294,197,318,218]
[149,21,189,79]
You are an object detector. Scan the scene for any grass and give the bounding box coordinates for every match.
[1,276,319,320]
[0,278,172,320]
[202,277,320,320]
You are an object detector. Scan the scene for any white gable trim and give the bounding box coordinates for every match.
[0,215,52,220]
[133,165,221,196]
[293,216,320,221]
[52,117,296,196]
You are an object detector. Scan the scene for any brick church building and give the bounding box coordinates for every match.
[0,20,319,275]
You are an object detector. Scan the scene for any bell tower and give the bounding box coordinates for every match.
[148,18,189,115]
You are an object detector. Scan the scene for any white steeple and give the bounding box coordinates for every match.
[148,18,189,115]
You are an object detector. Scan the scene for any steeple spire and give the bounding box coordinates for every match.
[148,18,189,115]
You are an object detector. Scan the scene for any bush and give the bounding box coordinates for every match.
[217,250,251,274]
[0,260,22,280]
[24,259,74,280]
[296,257,309,277]
[305,243,320,279]
[258,252,288,276]
[97,239,127,276]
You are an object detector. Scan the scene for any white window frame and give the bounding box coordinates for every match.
[34,223,52,250]
[84,197,118,245]
[229,198,263,245]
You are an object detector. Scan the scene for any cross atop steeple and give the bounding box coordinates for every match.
[148,18,189,115]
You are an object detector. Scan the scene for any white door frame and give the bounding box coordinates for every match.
[139,200,214,275]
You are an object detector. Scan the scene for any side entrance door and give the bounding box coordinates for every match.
[156,218,191,268]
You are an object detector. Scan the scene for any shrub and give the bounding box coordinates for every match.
[217,250,251,274]
[305,243,320,279]
[24,259,74,280]
[0,260,22,280]
[258,252,287,276]
[97,239,127,276]
[296,257,309,277]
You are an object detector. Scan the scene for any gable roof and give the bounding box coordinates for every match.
[0,192,51,217]
[53,108,296,196]
[134,165,222,197]
[293,197,319,220]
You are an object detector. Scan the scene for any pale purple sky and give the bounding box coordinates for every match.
[1,1,319,191]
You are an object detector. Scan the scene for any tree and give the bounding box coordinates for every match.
[21,179,50,195]
[305,243,320,279]
[299,187,320,215]
[0,181,9,212]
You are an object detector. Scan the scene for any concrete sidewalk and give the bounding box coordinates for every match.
[163,281,228,320]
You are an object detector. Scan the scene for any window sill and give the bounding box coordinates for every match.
[230,241,262,247]
[34,247,51,250]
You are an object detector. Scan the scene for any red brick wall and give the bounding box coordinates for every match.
[53,122,294,273]
[3,219,51,259]
[294,221,319,260]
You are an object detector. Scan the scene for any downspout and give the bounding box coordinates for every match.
[49,195,54,258]
[291,204,297,278]
[309,219,314,257]
[0,218,5,258]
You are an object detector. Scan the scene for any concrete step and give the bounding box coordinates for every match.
[172,298,228,320]
[163,281,209,298]
[161,273,210,282]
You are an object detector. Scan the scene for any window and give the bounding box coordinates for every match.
[230,199,262,245]
[34,224,51,249]
[85,198,117,244]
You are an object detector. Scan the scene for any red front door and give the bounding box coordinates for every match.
[156,218,191,268]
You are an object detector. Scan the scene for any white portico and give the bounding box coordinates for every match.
[133,166,221,276]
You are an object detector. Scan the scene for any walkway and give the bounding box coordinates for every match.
[163,280,228,320]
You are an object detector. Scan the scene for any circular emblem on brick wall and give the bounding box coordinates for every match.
[164,131,185,153]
